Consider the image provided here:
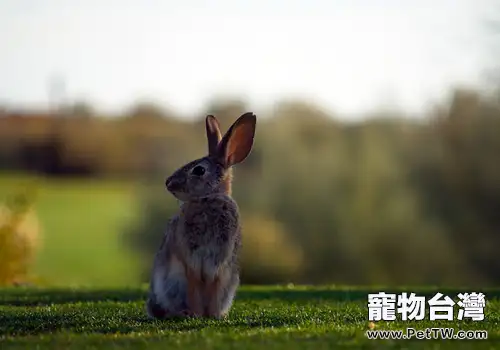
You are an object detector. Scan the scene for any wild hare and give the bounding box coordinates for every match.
[146,112,257,320]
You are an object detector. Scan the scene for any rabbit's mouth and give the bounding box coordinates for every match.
[168,190,191,202]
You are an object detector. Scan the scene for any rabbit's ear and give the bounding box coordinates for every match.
[217,112,256,168]
[206,115,222,157]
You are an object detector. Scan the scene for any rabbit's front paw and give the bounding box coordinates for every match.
[179,309,199,318]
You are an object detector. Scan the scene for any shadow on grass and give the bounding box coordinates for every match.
[0,288,145,306]
[0,286,499,306]
[0,310,305,337]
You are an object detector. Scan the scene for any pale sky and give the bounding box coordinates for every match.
[0,0,496,119]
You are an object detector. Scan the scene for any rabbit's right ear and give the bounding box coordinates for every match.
[217,112,256,168]
[206,115,222,157]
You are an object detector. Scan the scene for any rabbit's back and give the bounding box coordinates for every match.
[146,215,189,318]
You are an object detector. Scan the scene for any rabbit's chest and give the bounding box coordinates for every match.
[179,198,239,252]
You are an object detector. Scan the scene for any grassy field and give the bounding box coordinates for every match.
[0,174,498,348]
[0,173,141,287]
[0,286,498,349]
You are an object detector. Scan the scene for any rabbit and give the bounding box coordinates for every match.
[146,112,257,319]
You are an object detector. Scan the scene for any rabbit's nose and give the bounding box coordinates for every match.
[165,177,179,192]
[165,177,173,189]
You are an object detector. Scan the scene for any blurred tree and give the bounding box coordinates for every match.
[412,89,500,285]
[1,90,499,286]
[127,101,168,122]
[65,101,95,119]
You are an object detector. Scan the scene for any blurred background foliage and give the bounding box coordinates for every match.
[0,87,499,287]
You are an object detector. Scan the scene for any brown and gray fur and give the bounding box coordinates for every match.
[146,112,256,319]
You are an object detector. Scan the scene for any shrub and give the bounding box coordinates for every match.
[239,214,304,284]
[0,187,41,286]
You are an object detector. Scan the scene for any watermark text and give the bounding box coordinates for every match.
[366,328,488,340]
[367,292,486,321]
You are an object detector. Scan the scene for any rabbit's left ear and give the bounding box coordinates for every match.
[217,112,256,168]
[206,115,222,157]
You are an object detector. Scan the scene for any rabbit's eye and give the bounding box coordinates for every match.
[192,165,206,176]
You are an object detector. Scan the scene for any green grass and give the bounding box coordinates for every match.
[0,173,141,287]
[0,286,498,349]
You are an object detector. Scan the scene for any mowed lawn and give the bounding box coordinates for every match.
[0,286,498,349]
[0,173,142,287]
